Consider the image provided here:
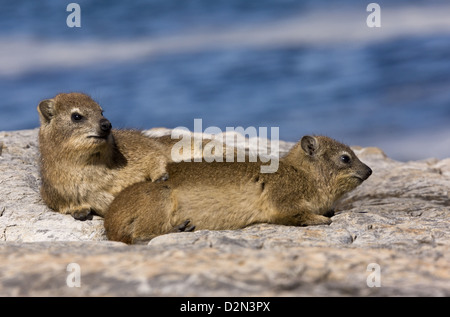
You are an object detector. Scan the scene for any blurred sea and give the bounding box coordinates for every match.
[1,0,450,161]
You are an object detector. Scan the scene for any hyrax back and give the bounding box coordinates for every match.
[37,92,170,220]
[104,135,372,244]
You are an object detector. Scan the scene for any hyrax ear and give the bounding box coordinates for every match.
[37,99,56,124]
[300,135,319,156]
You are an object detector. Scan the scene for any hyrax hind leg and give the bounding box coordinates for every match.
[170,219,196,233]
[132,219,195,245]
[105,181,193,244]
[61,204,93,221]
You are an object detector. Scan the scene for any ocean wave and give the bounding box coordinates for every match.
[1,4,450,77]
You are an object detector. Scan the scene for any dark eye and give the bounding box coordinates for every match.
[71,113,84,122]
[340,154,351,164]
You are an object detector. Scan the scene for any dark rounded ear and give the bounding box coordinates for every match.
[300,135,319,156]
[37,99,55,124]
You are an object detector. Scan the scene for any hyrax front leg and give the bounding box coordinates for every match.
[155,172,169,183]
[147,157,169,183]
[275,204,333,226]
[301,213,332,226]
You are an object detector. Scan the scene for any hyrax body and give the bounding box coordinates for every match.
[37,92,171,220]
[104,135,372,244]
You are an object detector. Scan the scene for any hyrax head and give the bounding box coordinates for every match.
[298,135,372,194]
[37,93,112,151]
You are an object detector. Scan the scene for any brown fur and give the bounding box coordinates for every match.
[104,135,372,244]
[37,92,173,220]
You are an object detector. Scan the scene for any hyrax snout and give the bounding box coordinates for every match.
[37,92,171,220]
[104,135,372,244]
[99,118,112,134]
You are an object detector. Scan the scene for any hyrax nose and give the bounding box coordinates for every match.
[100,118,112,132]
[363,165,373,180]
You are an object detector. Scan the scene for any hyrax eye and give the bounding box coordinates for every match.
[340,154,351,164]
[71,113,84,122]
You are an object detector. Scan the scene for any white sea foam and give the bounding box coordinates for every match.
[1,5,450,77]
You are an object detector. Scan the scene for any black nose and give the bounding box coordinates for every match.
[364,166,373,180]
[100,119,112,132]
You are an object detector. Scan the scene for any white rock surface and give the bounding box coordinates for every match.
[0,128,449,296]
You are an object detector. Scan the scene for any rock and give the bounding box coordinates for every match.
[0,128,449,296]
[0,129,105,242]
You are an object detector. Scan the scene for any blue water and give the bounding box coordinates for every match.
[1,0,450,161]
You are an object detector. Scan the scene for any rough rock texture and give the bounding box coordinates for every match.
[0,129,105,241]
[0,128,449,296]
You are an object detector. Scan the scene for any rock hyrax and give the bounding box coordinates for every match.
[104,135,372,244]
[37,92,171,220]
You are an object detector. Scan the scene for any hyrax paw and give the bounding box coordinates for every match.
[313,215,332,226]
[71,208,93,221]
[302,214,332,226]
[154,172,169,183]
[172,220,196,233]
